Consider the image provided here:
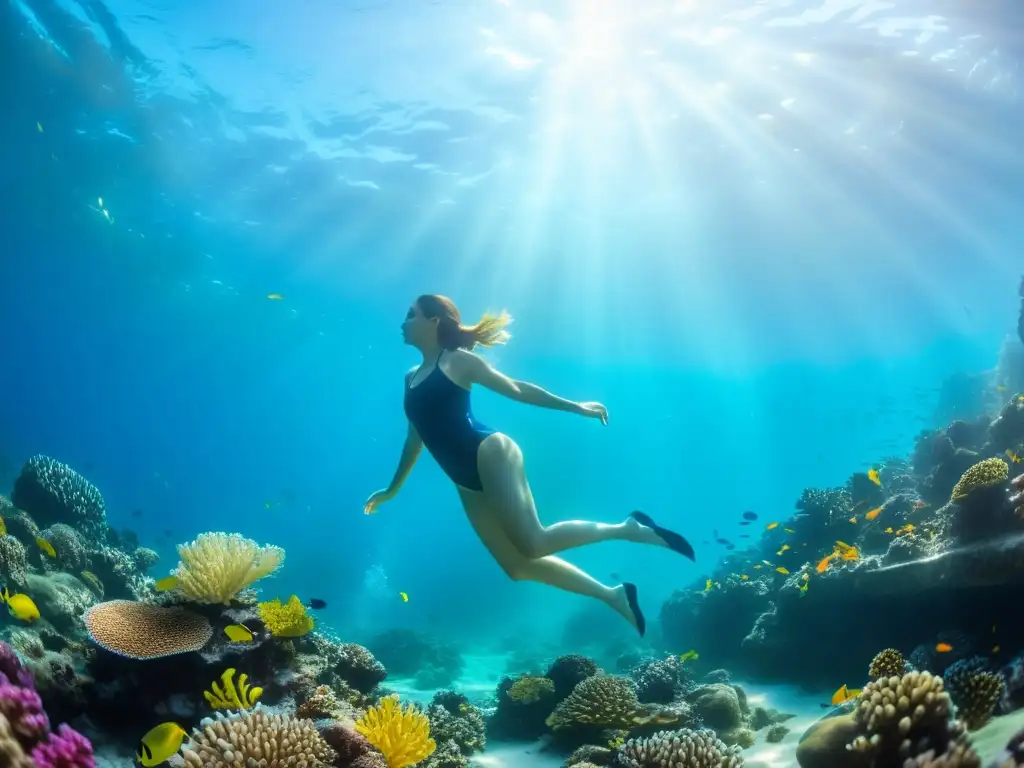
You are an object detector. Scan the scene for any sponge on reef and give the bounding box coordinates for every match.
[950,458,1009,501]
[83,600,213,659]
[174,532,284,605]
[546,675,642,732]
[869,648,906,679]
[613,728,743,768]
[257,595,314,637]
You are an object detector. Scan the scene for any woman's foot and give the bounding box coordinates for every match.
[609,582,646,637]
[625,511,696,561]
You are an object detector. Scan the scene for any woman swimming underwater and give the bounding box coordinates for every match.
[363,295,696,635]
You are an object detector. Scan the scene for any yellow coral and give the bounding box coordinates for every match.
[951,458,1009,501]
[258,595,314,637]
[203,667,263,710]
[355,694,436,768]
[174,532,284,605]
[507,675,555,704]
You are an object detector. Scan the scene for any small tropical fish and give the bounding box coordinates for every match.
[399,591,409,602]
[831,684,862,705]
[753,564,762,569]
[1007,449,1022,464]
[936,642,953,653]
[761,560,772,566]
[816,553,836,573]
[866,506,883,521]
[776,567,790,575]
[679,650,699,663]
[742,511,758,521]
[80,570,104,595]
[704,579,714,593]
[867,469,881,486]
[223,624,254,643]
[896,524,916,536]
[841,547,859,561]
[137,722,188,767]
[778,544,790,554]
[740,574,749,580]
[885,526,895,534]
[997,385,1007,392]
[154,575,179,591]
[766,522,779,530]
[308,598,327,610]
[784,528,796,534]
[0,587,39,623]
[266,293,284,300]
[848,517,857,524]
[35,537,56,558]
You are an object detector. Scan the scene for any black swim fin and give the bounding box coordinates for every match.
[630,510,696,561]
[623,582,646,637]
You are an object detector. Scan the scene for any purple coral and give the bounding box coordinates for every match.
[0,641,93,767]
[31,724,96,768]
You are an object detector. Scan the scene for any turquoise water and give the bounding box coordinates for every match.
[1,0,1021,654]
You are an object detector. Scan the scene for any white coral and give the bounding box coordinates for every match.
[174,532,284,605]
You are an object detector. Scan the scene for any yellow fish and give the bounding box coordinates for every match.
[137,722,188,767]
[776,567,790,575]
[266,293,284,300]
[867,469,881,486]
[816,553,836,573]
[0,587,39,623]
[35,537,56,558]
[704,579,713,593]
[753,564,762,569]
[679,650,699,663]
[766,522,779,530]
[831,684,862,705]
[223,624,254,643]
[777,544,790,554]
[399,591,409,602]
[841,547,859,561]
[740,574,749,581]
[154,575,179,591]
[848,517,857,524]
[1006,449,1021,464]
[885,526,894,534]
[0,515,6,536]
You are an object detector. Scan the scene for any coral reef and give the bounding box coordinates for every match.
[546,675,643,733]
[83,600,213,659]
[869,649,907,679]
[612,728,743,768]
[181,709,334,767]
[11,456,106,539]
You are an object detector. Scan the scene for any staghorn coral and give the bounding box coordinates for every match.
[950,458,1009,501]
[613,728,743,768]
[83,599,213,659]
[182,709,334,768]
[0,535,28,590]
[174,532,284,605]
[508,675,556,704]
[847,670,974,764]
[258,595,314,637]
[11,456,106,538]
[870,648,907,679]
[355,694,436,768]
[546,675,643,732]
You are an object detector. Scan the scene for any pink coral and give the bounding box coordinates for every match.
[0,682,48,744]
[31,724,96,768]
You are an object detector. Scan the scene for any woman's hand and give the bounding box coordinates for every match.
[1011,473,1024,518]
[363,488,397,515]
[577,401,609,425]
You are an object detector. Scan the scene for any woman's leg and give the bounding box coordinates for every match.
[457,487,645,634]
[476,433,692,560]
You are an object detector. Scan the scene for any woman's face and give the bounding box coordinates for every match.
[401,301,438,346]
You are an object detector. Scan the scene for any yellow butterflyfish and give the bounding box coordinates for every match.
[137,723,188,767]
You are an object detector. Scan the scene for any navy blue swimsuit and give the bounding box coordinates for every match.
[404,352,495,491]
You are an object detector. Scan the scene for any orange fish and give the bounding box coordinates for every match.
[866,506,882,521]
[841,547,859,561]
[816,553,836,574]
[936,642,953,653]
[867,469,881,486]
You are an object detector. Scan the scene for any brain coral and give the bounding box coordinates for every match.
[83,600,213,659]
[546,675,642,732]
[951,458,1009,501]
[613,728,743,768]
[181,709,335,768]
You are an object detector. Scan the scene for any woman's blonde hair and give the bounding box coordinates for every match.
[416,294,512,351]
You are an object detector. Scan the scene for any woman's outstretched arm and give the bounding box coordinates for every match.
[456,350,607,423]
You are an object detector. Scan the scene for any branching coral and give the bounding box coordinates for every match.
[613,728,743,768]
[950,458,1009,501]
[546,675,643,732]
[181,709,334,768]
[355,694,436,768]
[83,600,213,659]
[174,532,284,605]
[258,595,314,637]
[847,671,978,765]
[507,675,555,704]
[870,648,907,679]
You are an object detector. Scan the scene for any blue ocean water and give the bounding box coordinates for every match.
[0,0,1021,655]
